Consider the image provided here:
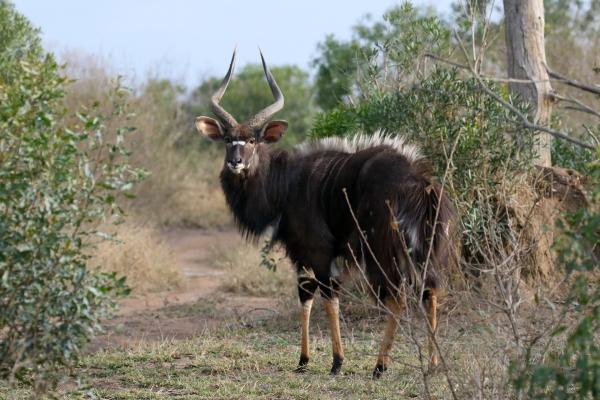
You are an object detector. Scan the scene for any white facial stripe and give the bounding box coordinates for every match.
[232,140,246,146]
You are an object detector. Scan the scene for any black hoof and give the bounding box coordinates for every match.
[372,363,387,379]
[294,365,308,373]
[427,361,440,375]
[295,355,309,373]
[330,356,343,376]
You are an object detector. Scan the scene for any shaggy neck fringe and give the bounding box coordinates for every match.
[220,148,288,243]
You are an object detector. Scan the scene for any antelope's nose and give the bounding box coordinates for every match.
[232,157,242,165]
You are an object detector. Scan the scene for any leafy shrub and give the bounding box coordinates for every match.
[312,2,451,111]
[0,2,142,389]
[311,4,537,283]
[510,156,600,399]
[552,135,597,173]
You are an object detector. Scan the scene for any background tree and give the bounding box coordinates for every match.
[504,0,554,166]
[311,5,450,111]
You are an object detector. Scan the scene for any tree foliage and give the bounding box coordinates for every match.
[0,1,142,389]
[312,2,600,398]
[311,3,450,111]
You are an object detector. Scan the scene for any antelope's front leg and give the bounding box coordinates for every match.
[295,269,318,372]
[323,295,344,375]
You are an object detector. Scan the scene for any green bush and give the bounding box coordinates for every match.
[552,136,597,173]
[0,1,142,389]
[312,2,451,111]
[510,156,600,399]
[311,3,600,398]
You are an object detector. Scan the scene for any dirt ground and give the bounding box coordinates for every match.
[91,228,280,351]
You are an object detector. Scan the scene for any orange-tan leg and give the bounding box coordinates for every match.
[296,298,314,372]
[426,289,439,368]
[324,297,344,375]
[296,269,318,372]
[373,295,404,378]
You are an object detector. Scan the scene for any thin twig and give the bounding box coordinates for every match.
[341,188,399,294]
[424,51,595,150]
[546,65,600,96]
[549,92,600,120]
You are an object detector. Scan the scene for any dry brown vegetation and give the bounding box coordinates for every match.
[210,242,296,297]
[61,52,233,293]
[65,52,231,227]
[89,222,183,294]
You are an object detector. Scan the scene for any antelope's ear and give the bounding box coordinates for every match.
[195,116,224,141]
[261,120,288,143]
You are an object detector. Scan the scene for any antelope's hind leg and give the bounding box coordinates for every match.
[424,288,439,369]
[295,268,318,373]
[373,295,404,379]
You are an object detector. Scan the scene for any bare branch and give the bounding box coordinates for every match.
[583,126,600,146]
[546,65,600,96]
[423,53,568,84]
[424,52,596,150]
[549,92,600,120]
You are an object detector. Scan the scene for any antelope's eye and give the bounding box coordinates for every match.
[224,137,232,144]
[248,138,256,144]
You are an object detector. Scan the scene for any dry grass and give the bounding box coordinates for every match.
[89,221,183,294]
[131,152,232,228]
[61,51,232,229]
[209,241,296,297]
[0,285,556,399]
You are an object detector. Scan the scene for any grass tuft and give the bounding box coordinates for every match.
[90,222,183,294]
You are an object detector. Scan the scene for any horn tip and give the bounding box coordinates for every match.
[258,47,268,69]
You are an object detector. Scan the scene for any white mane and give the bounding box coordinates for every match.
[295,131,422,163]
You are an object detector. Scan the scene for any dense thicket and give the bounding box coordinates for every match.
[0,1,142,388]
[311,3,599,398]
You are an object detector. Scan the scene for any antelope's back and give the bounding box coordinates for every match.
[289,133,456,285]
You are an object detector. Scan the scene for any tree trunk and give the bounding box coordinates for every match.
[504,0,553,167]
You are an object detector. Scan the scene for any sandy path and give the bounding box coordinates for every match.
[92,228,277,349]
[116,228,237,314]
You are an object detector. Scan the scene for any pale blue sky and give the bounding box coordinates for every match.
[12,0,455,86]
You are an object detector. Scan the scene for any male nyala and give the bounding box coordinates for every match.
[195,49,455,378]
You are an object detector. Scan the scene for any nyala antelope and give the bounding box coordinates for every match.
[195,49,455,378]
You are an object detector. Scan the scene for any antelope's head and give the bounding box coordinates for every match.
[195,49,288,176]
